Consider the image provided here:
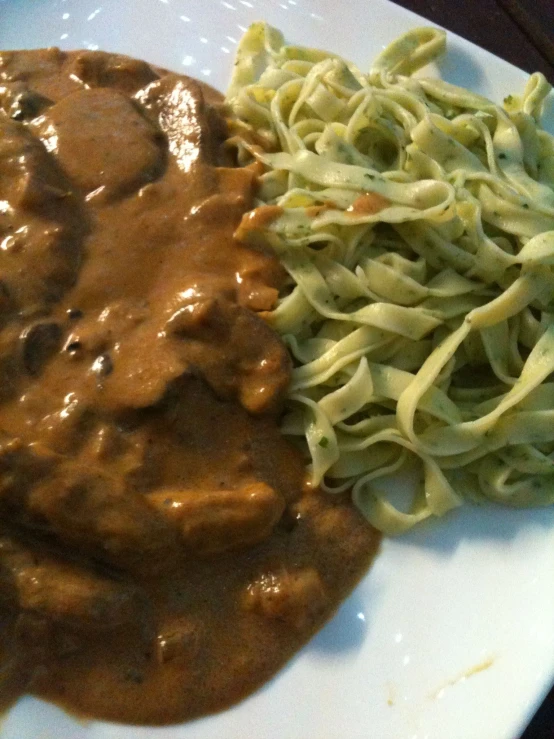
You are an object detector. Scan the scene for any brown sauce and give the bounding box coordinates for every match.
[0,48,380,725]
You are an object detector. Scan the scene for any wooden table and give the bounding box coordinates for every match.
[393,0,554,79]
[391,1,554,736]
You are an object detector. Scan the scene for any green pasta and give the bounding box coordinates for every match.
[226,22,554,534]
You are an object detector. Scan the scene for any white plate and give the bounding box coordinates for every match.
[1,1,554,738]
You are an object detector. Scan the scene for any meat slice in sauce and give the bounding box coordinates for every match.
[244,567,329,631]
[162,295,291,413]
[0,440,179,572]
[0,531,145,715]
[0,46,380,726]
[0,118,84,314]
[0,81,51,122]
[32,88,165,201]
[136,73,225,169]
[0,533,143,630]
[25,468,181,573]
[67,51,159,94]
[148,483,285,556]
[0,48,66,93]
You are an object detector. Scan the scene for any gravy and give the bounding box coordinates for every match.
[0,48,380,724]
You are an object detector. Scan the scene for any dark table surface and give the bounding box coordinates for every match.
[390,2,554,736]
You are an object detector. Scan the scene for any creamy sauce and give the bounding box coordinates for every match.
[347,192,391,215]
[0,48,380,725]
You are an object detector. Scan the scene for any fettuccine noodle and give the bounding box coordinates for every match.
[226,23,554,534]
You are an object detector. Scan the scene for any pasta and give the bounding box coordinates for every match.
[226,23,554,534]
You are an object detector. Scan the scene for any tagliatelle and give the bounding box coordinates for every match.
[226,22,554,534]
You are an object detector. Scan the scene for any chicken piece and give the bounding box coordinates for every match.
[148,483,285,556]
[243,567,329,631]
[0,534,143,630]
